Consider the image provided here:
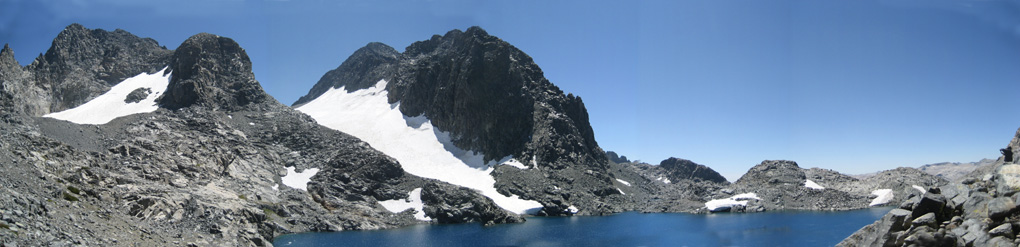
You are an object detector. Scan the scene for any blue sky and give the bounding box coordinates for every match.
[2,0,1019,181]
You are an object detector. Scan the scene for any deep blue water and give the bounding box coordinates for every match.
[274,207,891,247]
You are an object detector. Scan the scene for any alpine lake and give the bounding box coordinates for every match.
[274,207,891,247]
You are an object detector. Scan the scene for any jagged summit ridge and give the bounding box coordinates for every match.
[159,33,270,110]
[292,42,399,106]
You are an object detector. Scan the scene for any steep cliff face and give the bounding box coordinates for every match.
[295,27,619,215]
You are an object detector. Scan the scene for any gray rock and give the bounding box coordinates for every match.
[989,223,1012,237]
[911,212,936,227]
[987,236,1014,247]
[987,197,1016,220]
[911,191,948,223]
[123,87,151,104]
[421,182,524,226]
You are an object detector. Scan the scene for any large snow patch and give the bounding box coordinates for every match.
[44,67,170,124]
[296,80,542,214]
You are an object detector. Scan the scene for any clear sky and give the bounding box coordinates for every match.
[3,0,1019,181]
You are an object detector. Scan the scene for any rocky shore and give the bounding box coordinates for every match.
[839,127,1020,246]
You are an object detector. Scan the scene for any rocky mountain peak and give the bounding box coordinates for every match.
[658,157,728,183]
[23,23,171,114]
[1,44,16,65]
[296,27,614,215]
[291,42,399,106]
[0,43,20,75]
[159,33,270,111]
[735,160,806,185]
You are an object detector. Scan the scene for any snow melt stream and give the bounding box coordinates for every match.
[44,67,171,125]
[296,80,542,214]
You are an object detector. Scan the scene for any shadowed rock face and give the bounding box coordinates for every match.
[159,33,270,110]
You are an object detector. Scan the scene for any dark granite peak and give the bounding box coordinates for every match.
[291,42,399,106]
[296,26,617,215]
[159,33,269,111]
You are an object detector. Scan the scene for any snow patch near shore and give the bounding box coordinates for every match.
[565,205,580,214]
[804,180,825,190]
[281,167,319,191]
[296,80,543,214]
[378,188,431,221]
[705,193,760,212]
[869,189,894,206]
[44,67,170,124]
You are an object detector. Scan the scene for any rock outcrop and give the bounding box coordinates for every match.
[840,126,1020,247]
[724,160,870,211]
[605,151,630,164]
[420,182,525,226]
[159,33,269,110]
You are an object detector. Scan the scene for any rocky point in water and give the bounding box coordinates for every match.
[840,126,1020,247]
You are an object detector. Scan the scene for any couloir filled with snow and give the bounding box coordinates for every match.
[296,80,542,215]
[44,67,171,125]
